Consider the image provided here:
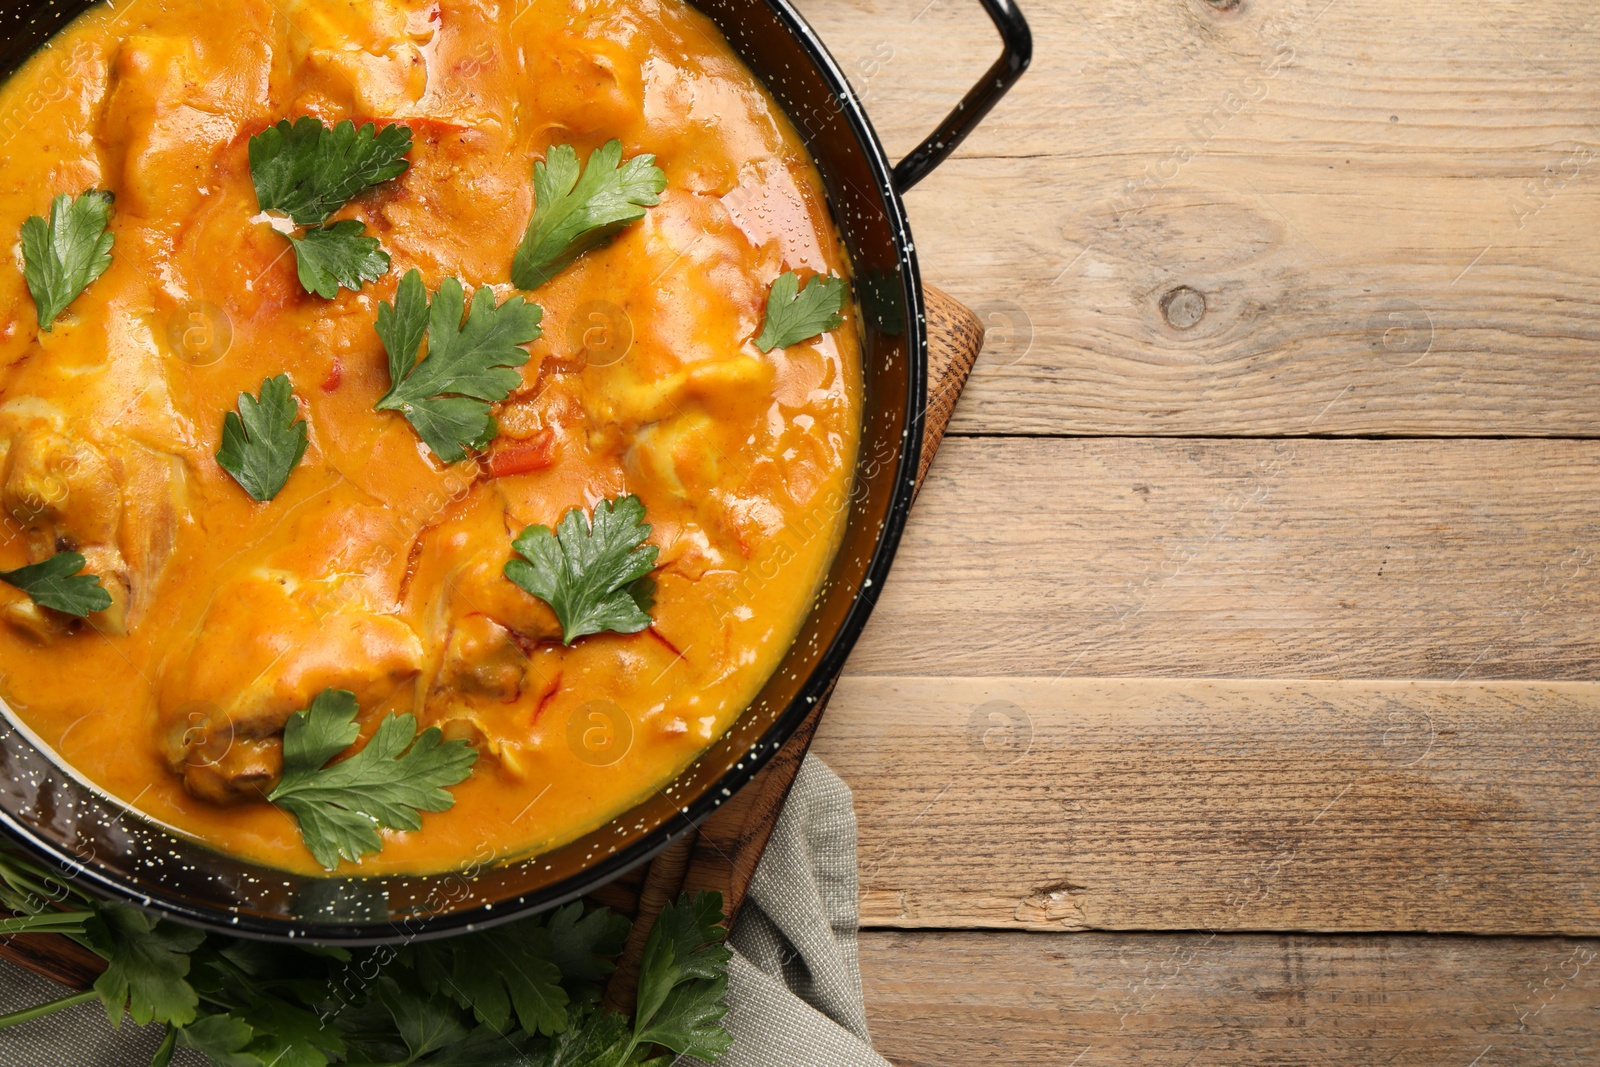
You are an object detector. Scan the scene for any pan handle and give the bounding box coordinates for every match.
[891,0,1032,193]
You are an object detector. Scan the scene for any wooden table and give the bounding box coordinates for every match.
[793,0,1600,1062]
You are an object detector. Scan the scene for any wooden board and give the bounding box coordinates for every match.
[794,0,1600,437]
[814,676,1600,934]
[841,437,1600,680]
[859,930,1600,1066]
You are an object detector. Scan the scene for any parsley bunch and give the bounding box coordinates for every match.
[249,118,413,298]
[0,842,732,1067]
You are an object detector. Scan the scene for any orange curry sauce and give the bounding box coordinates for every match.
[0,0,859,873]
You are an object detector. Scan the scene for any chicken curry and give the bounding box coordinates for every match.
[0,0,859,874]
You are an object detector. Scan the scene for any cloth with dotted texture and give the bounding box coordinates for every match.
[675,755,891,1067]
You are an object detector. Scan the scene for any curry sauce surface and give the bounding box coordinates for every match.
[0,0,859,872]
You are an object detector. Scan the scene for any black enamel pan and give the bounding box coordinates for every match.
[0,0,1030,941]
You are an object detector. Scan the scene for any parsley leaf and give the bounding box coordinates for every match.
[375,265,430,385]
[447,925,569,1036]
[407,906,625,1045]
[545,902,631,982]
[0,551,112,617]
[249,117,412,227]
[20,189,114,331]
[184,943,347,1066]
[530,1005,635,1067]
[216,373,310,502]
[86,902,205,1028]
[375,269,543,463]
[248,117,410,298]
[174,1013,257,1066]
[504,495,659,645]
[511,140,666,290]
[375,976,473,1061]
[267,688,478,870]
[288,219,390,299]
[754,271,846,352]
[630,891,733,1059]
[238,998,345,1067]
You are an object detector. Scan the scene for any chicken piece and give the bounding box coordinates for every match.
[446,546,564,644]
[282,0,435,116]
[1,418,120,558]
[96,36,245,225]
[394,487,567,774]
[162,146,304,325]
[646,516,725,582]
[421,612,538,778]
[434,613,527,700]
[164,726,281,808]
[158,572,425,803]
[0,401,187,636]
[402,485,565,647]
[0,182,199,638]
[521,30,644,142]
[588,354,772,431]
[157,502,425,804]
[625,412,723,501]
[374,120,529,283]
[576,189,776,433]
[114,445,186,615]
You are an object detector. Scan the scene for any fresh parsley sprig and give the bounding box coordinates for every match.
[0,551,112,617]
[215,373,309,502]
[248,117,411,298]
[504,495,659,645]
[266,688,478,870]
[511,140,667,290]
[629,890,735,1059]
[85,903,205,1029]
[754,271,847,352]
[375,268,544,463]
[20,190,114,331]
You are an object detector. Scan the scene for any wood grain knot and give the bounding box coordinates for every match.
[1016,880,1089,928]
[1160,286,1207,330]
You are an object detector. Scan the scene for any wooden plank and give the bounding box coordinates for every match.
[843,437,1600,680]
[813,676,1600,934]
[802,0,1600,182]
[860,930,1600,1066]
[795,0,1600,435]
